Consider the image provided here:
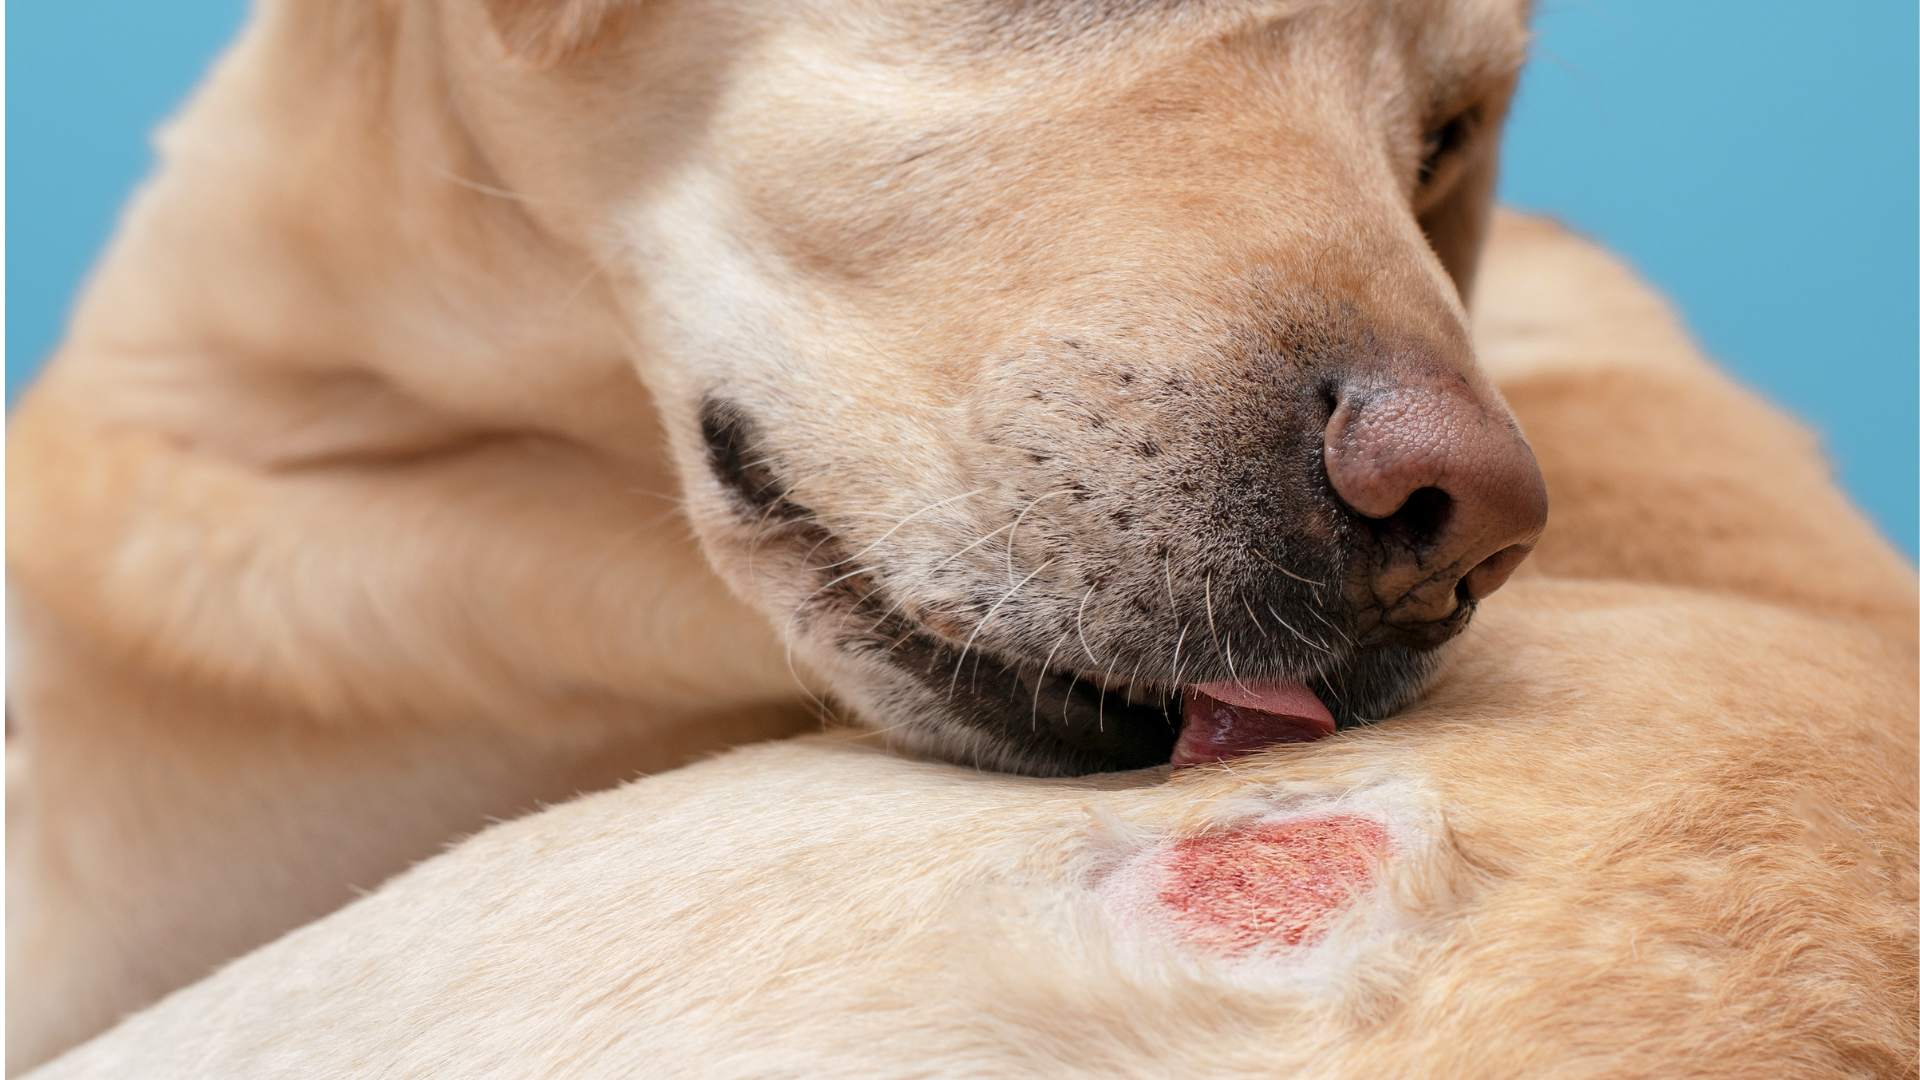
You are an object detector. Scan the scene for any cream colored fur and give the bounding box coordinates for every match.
[8,0,1548,1067]
[26,217,1917,1079]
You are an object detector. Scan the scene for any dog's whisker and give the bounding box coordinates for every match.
[1240,590,1272,640]
[929,519,1019,576]
[1202,572,1231,686]
[619,486,688,506]
[1031,630,1072,732]
[1164,552,1179,617]
[1074,585,1101,666]
[1096,655,1121,733]
[1003,489,1075,586]
[1060,666,1085,726]
[794,566,878,613]
[859,517,1023,637]
[815,488,987,571]
[828,581,892,639]
[1305,604,1356,648]
[1267,602,1336,657]
[947,559,1053,701]
[560,264,607,315]
[1168,619,1192,688]
[797,525,847,572]
[431,166,552,205]
[778,612,830,717]
[1249,543,1325,588]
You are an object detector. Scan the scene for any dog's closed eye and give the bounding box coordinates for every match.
[1417,107,1478,187]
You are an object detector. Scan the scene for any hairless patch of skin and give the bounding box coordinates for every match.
[1156,814,1390,953]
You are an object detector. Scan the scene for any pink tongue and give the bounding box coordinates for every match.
[1171,679,1336,766]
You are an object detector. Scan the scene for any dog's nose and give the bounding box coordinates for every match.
[1323,380,1548,631]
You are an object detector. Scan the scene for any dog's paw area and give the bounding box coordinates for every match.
[1097,810,1400,967]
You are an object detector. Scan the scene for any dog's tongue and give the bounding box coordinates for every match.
[1171,679,1336,766]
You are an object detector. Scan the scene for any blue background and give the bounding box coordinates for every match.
[9,1,1917,556]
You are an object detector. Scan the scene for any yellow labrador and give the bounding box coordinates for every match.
[26,218,1916,1079]
[10,0,1558,1065]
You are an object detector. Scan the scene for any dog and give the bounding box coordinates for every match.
[8,0,1558,1066]
[25,217,1916,1079]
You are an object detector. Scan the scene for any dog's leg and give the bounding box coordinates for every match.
[4,3,819,1066]
[7,386,805,730]
[4,575,814,1073]
[5,387,821,1070]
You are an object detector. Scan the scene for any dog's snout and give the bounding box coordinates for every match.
[1323,380,1548,629]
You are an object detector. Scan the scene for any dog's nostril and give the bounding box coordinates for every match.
[1377,486,1452,551]
[1458,540,1535,603]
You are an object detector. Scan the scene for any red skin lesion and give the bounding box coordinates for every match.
[1156,814,1390,953]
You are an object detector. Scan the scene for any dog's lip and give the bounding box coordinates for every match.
[1010,661,1178,715]
[1022,663,1338,766]
[920,616,1337,761]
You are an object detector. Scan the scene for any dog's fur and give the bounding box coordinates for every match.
[26,217,1918,1079]
[7,0,1558,1066]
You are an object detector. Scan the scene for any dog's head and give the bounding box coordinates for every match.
[451,0,1544,774]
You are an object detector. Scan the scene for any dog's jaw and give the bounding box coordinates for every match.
[775,547,1450,778]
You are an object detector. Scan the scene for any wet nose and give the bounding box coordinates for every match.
[1322,380,1548,630]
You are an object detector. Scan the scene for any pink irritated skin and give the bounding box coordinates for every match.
[1171,679,1336,766]
[1156,815,1391,953]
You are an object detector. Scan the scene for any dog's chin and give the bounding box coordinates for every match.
[833,617,1447,778]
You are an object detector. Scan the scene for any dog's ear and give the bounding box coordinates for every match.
[483,0,634,66]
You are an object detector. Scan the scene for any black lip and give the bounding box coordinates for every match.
[879,595,1443,772]
[881,626,1185,775]
[873,610,1449,777]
